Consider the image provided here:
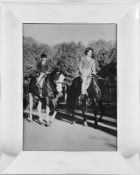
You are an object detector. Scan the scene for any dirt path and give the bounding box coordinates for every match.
[23,111,117,151]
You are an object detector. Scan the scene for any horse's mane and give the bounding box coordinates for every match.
[43,68,57,83]
[43,68,60,93]
[97,62,116,78]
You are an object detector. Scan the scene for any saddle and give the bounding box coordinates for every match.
[37,72,48,86]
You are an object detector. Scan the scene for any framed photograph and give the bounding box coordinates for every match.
[23,22,117,151]
[1,0,140,174]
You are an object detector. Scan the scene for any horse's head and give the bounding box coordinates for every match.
[49,67,60,81]
[55,70,61,82]
[42,67,66,99]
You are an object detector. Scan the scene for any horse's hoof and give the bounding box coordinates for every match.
[40,121,44,125]
[98,115,103,122]
[44,122,49,127]
[84,121,88,127]
[24,113,28,119]
[49,119,53,124]
[45,120,50,126]
[44,124,48,127]
[28,118,33,122]
[94,125,98,129]
[47,123,51,127]
[94,121,98,128]
[71,121,74,124]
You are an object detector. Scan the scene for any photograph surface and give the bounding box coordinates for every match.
[23,24,117,151]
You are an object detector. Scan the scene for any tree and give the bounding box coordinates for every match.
[88,39,116,54]
[108,48,117,63]
[97,48,109,70]
[23,37,53,76]
[53,42,85,84]
[23,36,117,85]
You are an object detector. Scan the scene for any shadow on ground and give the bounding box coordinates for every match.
[56,110,117,137]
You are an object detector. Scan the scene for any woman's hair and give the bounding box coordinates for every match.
[84,47,94,59]
[41,53,47,58]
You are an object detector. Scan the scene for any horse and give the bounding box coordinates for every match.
[66,62,117,126]
[23,68,65,126]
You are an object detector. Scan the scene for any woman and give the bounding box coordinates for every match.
[79,47,96,95]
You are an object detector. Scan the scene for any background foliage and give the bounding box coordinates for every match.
[23,37,117,85]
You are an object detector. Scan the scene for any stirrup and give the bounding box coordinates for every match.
[36,82,40,88]
[40,89,43,98]
[40,93,42,98]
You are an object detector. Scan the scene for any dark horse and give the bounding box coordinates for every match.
[67,62,116,126]
[23,68,65,126]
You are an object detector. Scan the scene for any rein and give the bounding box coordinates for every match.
[91,74,105,81]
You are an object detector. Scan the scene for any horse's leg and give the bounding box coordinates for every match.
[82,95,87,126]
[24,93,29,110]
[49,99,57,124]
[28,93,33,122]
[37,100,44,124]
[46,106,50,126]
[50,110,57,123]
[68,103,75,124]
[23,93,29,119]
[65,93,67,103]
[92,98,99,126]
[67,95,75,124]
[97,100,104,122]
[82,109,87,126]
[94,97,104,125]
[71,108,75,124]
[70,98,75,124]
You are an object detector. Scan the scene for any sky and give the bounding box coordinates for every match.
[23,24,117,46]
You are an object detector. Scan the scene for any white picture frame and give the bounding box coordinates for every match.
[0,0,140,174]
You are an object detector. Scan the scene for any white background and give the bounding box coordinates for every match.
[0,0,140,174]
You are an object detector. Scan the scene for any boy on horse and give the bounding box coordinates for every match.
[79,47,96,96]
[36,53,49,97]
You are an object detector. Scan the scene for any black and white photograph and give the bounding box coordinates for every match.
[23,23,117,151]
